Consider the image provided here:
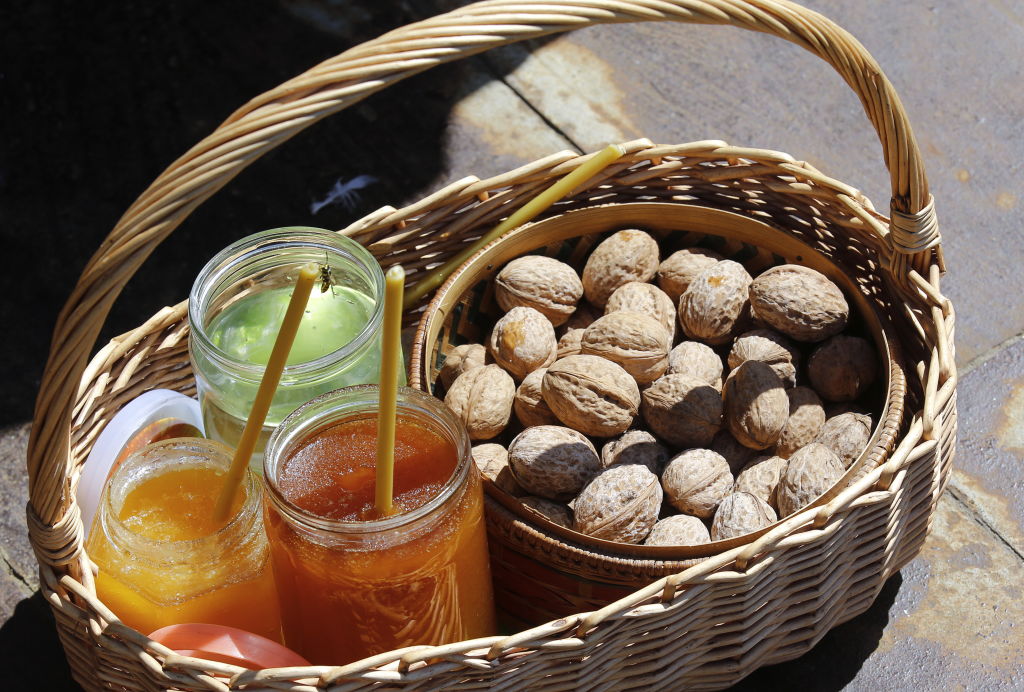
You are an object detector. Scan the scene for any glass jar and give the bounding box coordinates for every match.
[262,385,495,665]
[189,227,400,470]
[86,438,281,641]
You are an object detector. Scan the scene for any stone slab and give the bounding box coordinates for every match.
[484,0,1024,365]
[735,493,1024,690]
[951,335,1024,557]
[0,424,39,591]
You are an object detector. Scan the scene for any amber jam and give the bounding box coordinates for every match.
[87,439,281,641]
[263,385,495,665]
[276,416,457,522]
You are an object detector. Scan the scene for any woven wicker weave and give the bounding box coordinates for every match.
[410,200,909,622]
[27,1,955,690]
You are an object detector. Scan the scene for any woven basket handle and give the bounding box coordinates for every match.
[28,0,936,563]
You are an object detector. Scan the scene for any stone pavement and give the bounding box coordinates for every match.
[1,0,1021,689]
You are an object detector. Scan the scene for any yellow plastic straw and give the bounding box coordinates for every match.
[214,262,319,521]
[402,143,626,309]
[375,264,405,516]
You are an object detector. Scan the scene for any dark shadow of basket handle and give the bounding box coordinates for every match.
[27,0,940,571]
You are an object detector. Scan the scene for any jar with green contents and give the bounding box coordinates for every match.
[189,227,401,470]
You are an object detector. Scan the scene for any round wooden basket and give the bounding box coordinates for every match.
[27,1,956,690]
[409,201,909,625]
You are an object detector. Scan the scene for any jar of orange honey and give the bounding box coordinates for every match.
[262,385,495,665]
[86,438,281,641]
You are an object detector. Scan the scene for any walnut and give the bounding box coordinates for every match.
[775,387,826,458]
[749,264,849,342]
[815,412,873,468]
[723,360,789,450]
[573,464,663,544]
[775,443,845,517]
[472,443,523,496]
[581,229,660,307]
[438,343,487,390]
[734,455,788,509]
[644,514,711,546]
[678,260,753,345]
[444,364,515,440]
[519,496,573,528]
[807,335,878,402]
[557,328,584,359]
[542,355,640,437]
[641,373,722,448]
[495,255,583,327]
[727,329,800,388]
[507,425,601,501]
[710,430,758,475]
[605,282,677,341]
[666,341,724,390]
[488,306,557,380]
[711,491,777,541]
[580,311,671,384]
[661,448,733,518]
[657,247,725,303]
[600,429,669,474]
[514,368,559,428]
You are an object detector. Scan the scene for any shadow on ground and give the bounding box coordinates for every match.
[0,592,76,691]
[0,0,516,428]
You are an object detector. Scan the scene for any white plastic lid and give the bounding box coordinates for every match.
[78,389,204,538]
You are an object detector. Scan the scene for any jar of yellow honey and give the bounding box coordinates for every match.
[86,438,281,641]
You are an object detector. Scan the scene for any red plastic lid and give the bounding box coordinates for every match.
[148,624,310,669]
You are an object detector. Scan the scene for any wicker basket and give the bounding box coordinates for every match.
[409,200,908,624]
[27,1,956,690]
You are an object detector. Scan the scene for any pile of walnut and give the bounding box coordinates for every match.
[441,228,878,547]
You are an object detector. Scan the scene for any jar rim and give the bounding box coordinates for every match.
[263,385,473,534]
[99,438,261,559]
[187,227,385,378]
